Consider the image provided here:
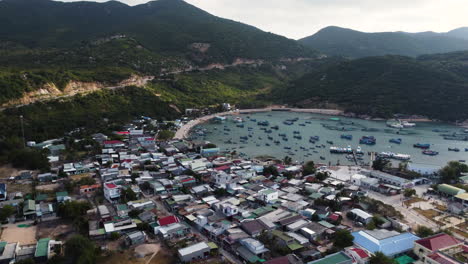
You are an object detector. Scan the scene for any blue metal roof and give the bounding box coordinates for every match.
[352,231,420,256]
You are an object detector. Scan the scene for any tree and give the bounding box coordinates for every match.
[204,143,217,149]
[283,171,294,180]
[64,235,97,264]
[128,209,143,218]
[283,156,292,165]
[214,188,228,197]
[372,158,390,171]
[439,161,468,183]
[369,252,395,264]
[0,205,16,222]
[158,130,175,140]
[121,187,137,203]
[315,171,330,181]
[333,229,354,249]
[415,225,434,238]
[58,201,91,220]
[263,165,279,176]
[403,188,416,198]
[302,161,316,175]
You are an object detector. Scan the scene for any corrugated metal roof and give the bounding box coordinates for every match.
[352,230,420,256]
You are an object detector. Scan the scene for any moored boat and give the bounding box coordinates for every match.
[422,150,439,156]
[448,147,460,152]
[414,143,430,149]
[360,136,376,145]
[340,134,353,140]
[389,138,402,144]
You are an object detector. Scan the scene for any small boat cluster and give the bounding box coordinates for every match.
[378,152,411,161]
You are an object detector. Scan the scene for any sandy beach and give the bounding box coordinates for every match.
[173,107,343,139]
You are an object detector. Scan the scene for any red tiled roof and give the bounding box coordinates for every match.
[214,165,230,171]
[116,131,130,135]
[104,140,124,145]
[180,177,195,183]
[328,213,340,222]
[264,256,290,264]
[158,215,179,226]
[427,252,459,264]
[105,183,117,189]
[415,233,461,251]
[80,184,100,189]
[350,248,369,259]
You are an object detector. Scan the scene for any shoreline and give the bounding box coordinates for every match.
[173,107,344,139]
[173,106,468,140]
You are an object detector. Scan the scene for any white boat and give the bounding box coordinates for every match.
[402,121,416,128]
[378,152,411,161]
[233,117,244,123]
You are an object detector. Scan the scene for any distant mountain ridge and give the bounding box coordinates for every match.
[299,26,468,58]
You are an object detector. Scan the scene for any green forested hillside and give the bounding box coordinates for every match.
[299,26,468,58]
[0,0,314,64]
[282,54,468,121]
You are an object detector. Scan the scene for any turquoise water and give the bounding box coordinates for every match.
[189,112,468,166]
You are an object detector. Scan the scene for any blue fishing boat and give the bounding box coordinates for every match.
[414,143,430,149]
[360,136,376,145]
[340,134,353,140]
[389,138,402,144]
[257,121,269,126]
[448,147,460,152]
[310,136,320,141]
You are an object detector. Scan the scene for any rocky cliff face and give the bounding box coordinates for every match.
[2,75,154,108]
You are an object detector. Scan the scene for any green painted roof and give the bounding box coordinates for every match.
[395,255,415,264]
[309,193,323,199]
[207,242,218,249]
[35,238,51,258]
[0,241,7,253]
[35,194,48,201]
[116,204,128,211]
[437,184,465,196]
[309,252,352,264]
[287,242,303,251]
[318,221,335,228]
[56,191,68,198]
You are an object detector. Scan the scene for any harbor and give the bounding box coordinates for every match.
[187,111,468,166]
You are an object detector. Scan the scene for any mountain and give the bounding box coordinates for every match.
[282,52,468,121]
[299,26,468,58]
[447,27,468,40]
[0,0,313,64]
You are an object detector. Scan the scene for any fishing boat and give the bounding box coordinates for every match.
[330,146,353,154]
[414,143,430,149]
[356,146,363,154]
[279,133,286,137]
[359,136,376,145]
[294,135,302,139]
[293,131,300,134]
[320,156,326,160]
[340,134,353,140]
[257,121,270,126]
[299,124,306,126]
[236,124,244,128]
[378,152,411,161]
[422,150,439,156]
[271,125,279,130]
[465,148,468,152]
[389,138,402,144]
[284,147,291,150]
[213,115,227,122]
[448,147,460,152]
[240,136,248,140]
[326,140,334,144]
[283,121,294,125]
[233,117,244,123]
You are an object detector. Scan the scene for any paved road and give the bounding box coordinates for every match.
[367,190,440,230]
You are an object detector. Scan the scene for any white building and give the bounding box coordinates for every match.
[258,189,279,204]
[103,182,121,202]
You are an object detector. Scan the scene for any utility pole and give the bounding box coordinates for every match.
[20,115,25,148]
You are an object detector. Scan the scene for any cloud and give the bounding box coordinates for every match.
[57,0,467,39]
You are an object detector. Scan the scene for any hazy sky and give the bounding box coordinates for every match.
[59,0,467,39]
